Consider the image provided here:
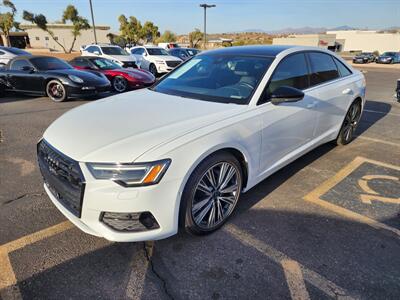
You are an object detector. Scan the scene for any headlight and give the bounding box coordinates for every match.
[155,60,165,64]
[86,159,171,187]
[68,75,84,83]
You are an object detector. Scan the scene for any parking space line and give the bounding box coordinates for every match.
[303,157,400,238]
[225,224,354,299]
[356,136,400,148]
[281,259,310,300]
[0,221,73,297]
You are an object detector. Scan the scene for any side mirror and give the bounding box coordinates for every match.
[270,86,304,104]
[21,66,35,73]
[93,50,100,55]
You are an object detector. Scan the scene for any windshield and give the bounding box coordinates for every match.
[147,48,170,56]
[5,47,31,55]
[30,57,72,70]
[187,49,200,56]
[101,46,129,56]
[382,52,396,57]
[153,55,273,104]
[91,58,120,70]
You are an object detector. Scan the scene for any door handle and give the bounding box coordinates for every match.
[342,88,353,95]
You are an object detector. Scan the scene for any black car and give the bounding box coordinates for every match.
[352,52,375,64]
[168,48,201,61]
[0,56,111,102]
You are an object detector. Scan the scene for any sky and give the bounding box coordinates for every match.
[8,0,400,34]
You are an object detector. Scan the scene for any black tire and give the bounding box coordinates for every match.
[180,152,243,235]
[336,100,362,145]
[112,76,128,93]
[149,64,158,77]
[46,79,67,102]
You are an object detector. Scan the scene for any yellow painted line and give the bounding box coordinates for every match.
[303,156,400,238]
[0,221,73,295]
[281,259,310,300]
[356,136,400,148]
[225,224,354,299]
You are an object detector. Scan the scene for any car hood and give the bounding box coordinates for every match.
[43,89,243,162]
[104,54,136,62]
[151,55,182,62]
[46,69,109,84]
[378,56,393,59]
[115,68,155,81]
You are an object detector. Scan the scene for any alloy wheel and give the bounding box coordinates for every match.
[191,162,241,230]
[47,81,65,102]
[113,76,127,92]
[342,102,361,143]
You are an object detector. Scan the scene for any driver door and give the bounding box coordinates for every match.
[8,59,44,93]
[257,53,318,177]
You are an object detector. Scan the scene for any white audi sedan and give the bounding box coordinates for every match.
[37,46,366,242]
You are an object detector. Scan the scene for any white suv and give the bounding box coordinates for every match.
[81,44,137,69]
[127,46,182,76]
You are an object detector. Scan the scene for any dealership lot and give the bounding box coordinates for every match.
[0,67,399,299]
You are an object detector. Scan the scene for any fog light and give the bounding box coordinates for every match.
[100,211,160,232]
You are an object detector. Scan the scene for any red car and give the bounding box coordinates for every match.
[69,56,155,93]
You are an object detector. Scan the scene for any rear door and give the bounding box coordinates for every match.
[307,52,355,138]
[258,52,319,176]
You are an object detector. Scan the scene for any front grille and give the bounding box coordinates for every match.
[37,140,85,217]
[122,61,137,68]
[165,60,181,68]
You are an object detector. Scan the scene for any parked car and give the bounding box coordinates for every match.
[158,42,180,49]
[0,56,110,102]
[37,46,365,242]
[70,56,155,92]
[0,46,31,66]
[352,52,375,64]
[169,47,201,61]
[81,44,137,69]
[128,46,182,76]
[376,52,400,64]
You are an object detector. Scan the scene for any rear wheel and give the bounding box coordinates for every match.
[149,64,158,77]
[336,100,362,145]
[46,80,67,102]
[180,152,242,235]
[112,76,128,93]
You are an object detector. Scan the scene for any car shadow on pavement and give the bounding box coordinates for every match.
[355,99,392,136]
[12,211,400,300]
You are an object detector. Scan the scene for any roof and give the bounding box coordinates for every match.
[20,23,110,30]
[201,45,295,57]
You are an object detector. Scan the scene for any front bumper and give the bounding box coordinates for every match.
[38,142,181,242]
[66,83,111,98]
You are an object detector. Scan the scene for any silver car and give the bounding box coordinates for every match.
[0,46,31,67]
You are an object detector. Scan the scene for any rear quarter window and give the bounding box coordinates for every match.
[333,57,352,77]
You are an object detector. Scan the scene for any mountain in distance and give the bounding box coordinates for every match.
[238,25,358,34]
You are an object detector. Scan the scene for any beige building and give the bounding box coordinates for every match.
[273,30,400,53]
[20,23,112,52]
[327,30,400,53]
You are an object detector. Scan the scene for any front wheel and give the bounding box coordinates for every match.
[336,100,362,145]
[180,152,243,235]
[112,76,128,93]
[149,64,158,77]
[46,80,67,102]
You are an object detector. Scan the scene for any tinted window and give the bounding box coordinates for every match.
[153,55,273,104]
[30,57,72,70]
[308,52,339,86]
[86,46,100,53]
[71,58,91,68]
[91,58,120,70]
[0,51,5,55]
[267,53,309,94]
[147,48,169,56]
[10,59,31,71]
[131,48,145,55]
[101,46,128,55]
[333,57,352,77]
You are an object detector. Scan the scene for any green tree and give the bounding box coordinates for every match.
[118,15,142,44]
[141,21,159,44]
[188,28,203,48]
[23,5,89,53]
[157,30,176,43]
[0,0,19,46]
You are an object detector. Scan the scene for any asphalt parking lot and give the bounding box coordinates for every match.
[0,66,399,300]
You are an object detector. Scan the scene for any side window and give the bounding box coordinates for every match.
[333,57,352,77]
[132,48,144,55]
[308,52,339,86]
[0,50,5,55]
[73,58,91,68]
[10,59,31,71]
[86,46,95,53]
[267,53,309,95]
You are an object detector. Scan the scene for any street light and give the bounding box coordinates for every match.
[89,0,97,44]
[199,3,216,49]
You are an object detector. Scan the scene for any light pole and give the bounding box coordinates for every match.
[199,4,215,49]
[89,0,97,44]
